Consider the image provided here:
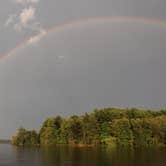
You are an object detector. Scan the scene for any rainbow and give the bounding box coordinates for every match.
[1,16,166,61]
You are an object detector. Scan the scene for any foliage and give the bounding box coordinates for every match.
[39,116,62,146]
[12,108,166,148]
[12,127,38,146]
[111,118,133,146]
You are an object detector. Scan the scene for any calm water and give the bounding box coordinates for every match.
[0,144,166,166]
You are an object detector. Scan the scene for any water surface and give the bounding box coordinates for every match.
[0,144,166,166]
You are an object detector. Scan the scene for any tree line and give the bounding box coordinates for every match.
[12,108,166,147]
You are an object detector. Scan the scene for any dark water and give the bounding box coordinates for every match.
[0,144,166,166]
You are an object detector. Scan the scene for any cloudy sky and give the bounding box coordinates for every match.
[0,0,166,138]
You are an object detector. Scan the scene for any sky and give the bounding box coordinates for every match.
[0,0,166,138]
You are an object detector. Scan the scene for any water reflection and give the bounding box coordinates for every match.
[0,144,166,166]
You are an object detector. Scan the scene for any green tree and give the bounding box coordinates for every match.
[111,118,133,146]
[131,118,153,147]
[12,127,38,146]
[68,115,83,144]
[82,113,99,144]
[39,116,62,146]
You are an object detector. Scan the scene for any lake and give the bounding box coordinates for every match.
[0,144,166,166]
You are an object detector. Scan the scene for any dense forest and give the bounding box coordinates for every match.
[12,108,166,148]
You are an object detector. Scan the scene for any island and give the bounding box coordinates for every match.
[12,108,166,148]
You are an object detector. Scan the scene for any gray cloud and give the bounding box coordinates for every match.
[4,14,17,27]
[1,0,166,55]
[27,29,46,44]
[0,21,165,138]
[14,0,40,5]
[14,6,36,31]
[5,0,42,33]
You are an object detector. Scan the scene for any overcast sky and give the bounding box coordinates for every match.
[0,0,166,138]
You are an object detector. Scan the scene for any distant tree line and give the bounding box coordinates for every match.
[12,108,166,147]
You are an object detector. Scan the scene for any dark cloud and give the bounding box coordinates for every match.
[0,20,165,138]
